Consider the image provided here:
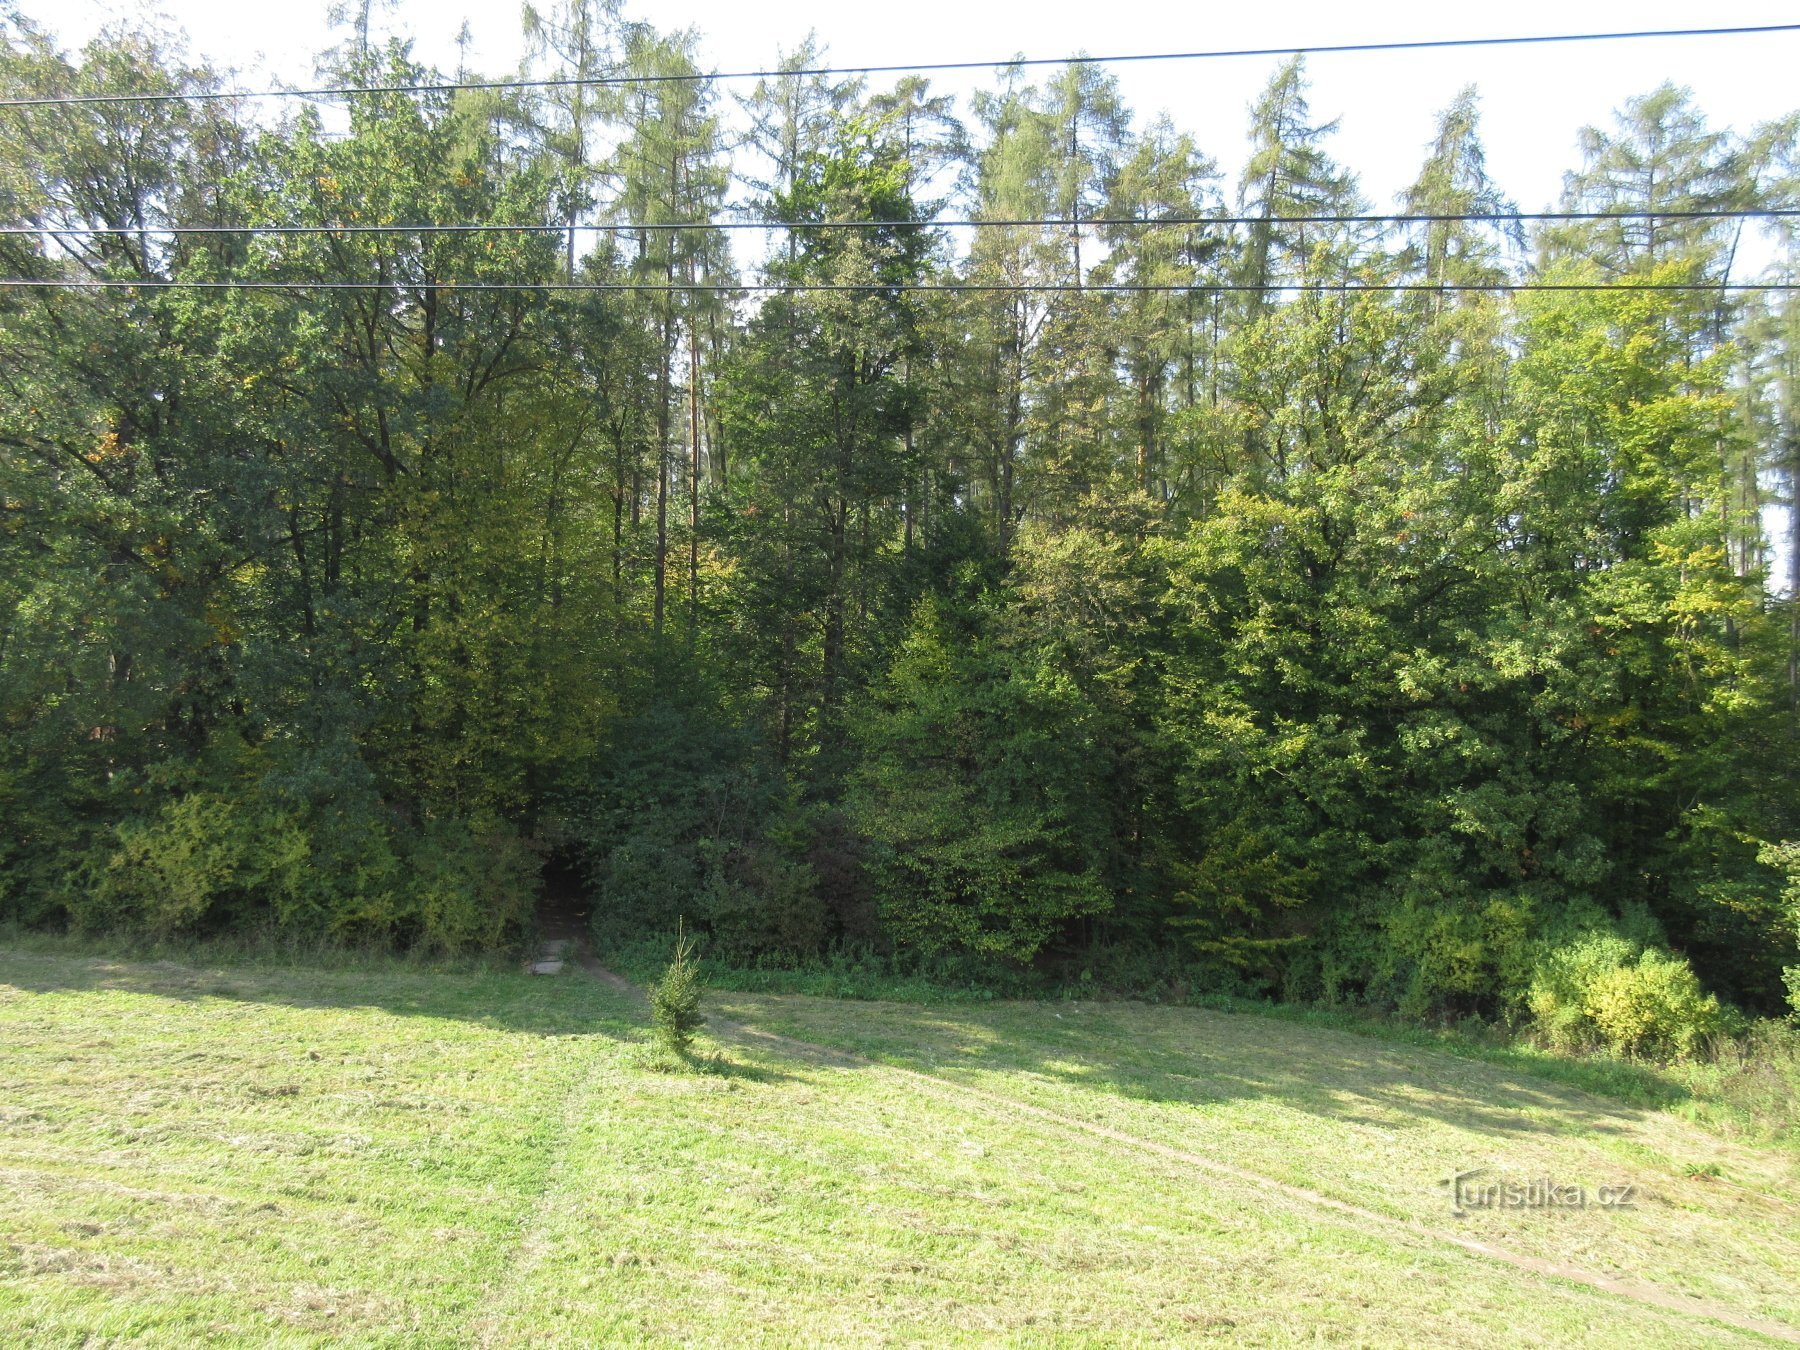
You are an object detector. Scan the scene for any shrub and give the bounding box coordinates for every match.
[846,596,1112,964]
[1526,929,1733,1058]
[650,922,704,1055]
[700,838,826,963]
[87,793,248,936]
[573,696,812,957]
[259,802,404,941]
[401,816,540,954]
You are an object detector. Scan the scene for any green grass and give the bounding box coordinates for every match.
[608,936,1800,1154]
[3,943,1798,1345]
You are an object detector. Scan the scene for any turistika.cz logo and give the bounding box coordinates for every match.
[1445,1168,1638,1216]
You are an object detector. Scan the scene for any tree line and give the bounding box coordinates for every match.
[3,3,1799,1048]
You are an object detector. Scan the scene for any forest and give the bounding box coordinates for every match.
[3,4,1799,1055]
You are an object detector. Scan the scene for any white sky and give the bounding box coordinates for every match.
[32,0,1800,228]
[21,0,1800,579]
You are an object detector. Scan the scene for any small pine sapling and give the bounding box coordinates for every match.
[650,920,704,1055]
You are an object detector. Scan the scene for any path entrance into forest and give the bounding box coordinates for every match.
[528,860,590,975]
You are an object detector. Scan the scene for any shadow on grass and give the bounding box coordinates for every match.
[700,990,1705,1159]
[594,938,1719,1157]
[688,1049,798,1084]
[0,938,642,1042]
[602,935,1778,1150]
[625,1039,803,1085]
[0,931,1733,1159]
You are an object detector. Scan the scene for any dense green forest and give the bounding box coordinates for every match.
[4,5,1800,1051]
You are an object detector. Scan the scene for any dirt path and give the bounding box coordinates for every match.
[573,945,1799,1345]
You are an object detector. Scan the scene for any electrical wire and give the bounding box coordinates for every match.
[2,23,1795,108]
[0,278,1788,294]
[4,209,1795,237]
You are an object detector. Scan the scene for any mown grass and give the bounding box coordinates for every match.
[709,987,1800,1334]
[607,935,1800,1154]
[2,942,1797,1345]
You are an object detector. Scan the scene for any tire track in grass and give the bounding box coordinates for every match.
[577,947,1799,1345]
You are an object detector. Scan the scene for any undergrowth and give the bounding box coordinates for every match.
[0,919,521,977]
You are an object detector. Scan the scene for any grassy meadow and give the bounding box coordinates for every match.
[1,942,1797,1346]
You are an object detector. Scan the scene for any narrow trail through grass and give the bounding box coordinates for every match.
[465,1020,617,1347]
[578,946,1800,1345]
[4,941,1796,1346]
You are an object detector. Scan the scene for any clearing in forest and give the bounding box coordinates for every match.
[0,945,1796,1346]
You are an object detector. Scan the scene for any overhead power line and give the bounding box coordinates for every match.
[2,23,1795,108]
[0,278,1790,295]
[6,210,1796,239]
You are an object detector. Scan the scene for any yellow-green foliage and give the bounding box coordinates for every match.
[72,790,535,955]
[405,817,540,954]
[1528,930,1732,1058]
[92,794,248,936]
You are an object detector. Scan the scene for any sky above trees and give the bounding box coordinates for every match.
[39,0,1800,236]
[38,3,1800,579]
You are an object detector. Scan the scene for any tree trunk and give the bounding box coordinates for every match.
[688,314,702,639]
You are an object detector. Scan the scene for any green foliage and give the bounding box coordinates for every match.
[54,774,535,954]
[649,922,705,1054]
[1758,841,1800,1017]
[0,17,1796,1034]
[574,693,822,959]
[1527,926,1735,1058]
[90,794,251,937]
[403,818,541,955]
[848,595,1110,962]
